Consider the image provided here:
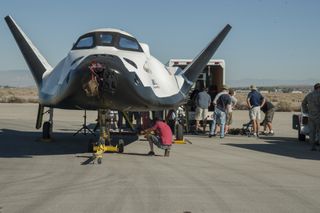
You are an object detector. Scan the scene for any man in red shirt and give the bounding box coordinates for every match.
[142,118,172,157]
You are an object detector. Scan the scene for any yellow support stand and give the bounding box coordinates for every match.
[173,139,186,144]
[93,145,119,152]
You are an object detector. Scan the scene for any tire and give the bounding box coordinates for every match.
[118,139,124,153]
[42,121,51,140]
[175,124,184,140]
[88,139,94,152]
[298,129,306,141]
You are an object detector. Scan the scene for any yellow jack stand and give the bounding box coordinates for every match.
[91,143,123,164]
[173,139,186,144]
[93,144,119,152]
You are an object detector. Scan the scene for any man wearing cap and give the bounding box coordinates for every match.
[247,85,265,137]
[301,83,320,151]
[209,85,231,138]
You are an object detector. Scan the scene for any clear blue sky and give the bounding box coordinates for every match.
[0,0,319,84]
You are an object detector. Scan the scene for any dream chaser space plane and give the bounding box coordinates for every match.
[5,15,231,143]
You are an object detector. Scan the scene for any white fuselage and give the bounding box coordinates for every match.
[39,29,185,107]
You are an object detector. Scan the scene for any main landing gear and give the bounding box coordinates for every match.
[36,104,54,140]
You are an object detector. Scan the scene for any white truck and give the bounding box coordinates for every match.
[168,59,226,132]
[292,112,309,141]
[168,59,225,92]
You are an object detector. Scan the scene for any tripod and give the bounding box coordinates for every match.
[73,110,96,136]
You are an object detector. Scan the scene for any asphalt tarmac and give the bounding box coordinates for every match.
[1,103,320,213]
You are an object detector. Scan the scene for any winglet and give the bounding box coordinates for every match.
[4,15,52,87]
[181,24,231,86]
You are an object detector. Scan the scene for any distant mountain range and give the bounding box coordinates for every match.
[0,70,35,87]
[0,70,315,88]
[227,78,314,87]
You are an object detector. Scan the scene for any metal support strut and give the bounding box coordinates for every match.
[49,108,54,136]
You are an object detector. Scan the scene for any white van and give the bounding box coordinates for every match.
[168,59,226,132]
[168,59,225,92]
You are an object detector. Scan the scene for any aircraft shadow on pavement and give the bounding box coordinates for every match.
[121,152,163,157]
[0,129,138,158]
[225,136,320,160]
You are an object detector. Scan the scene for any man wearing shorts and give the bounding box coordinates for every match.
[142,118,172,156]
[261,101,275,135]
[194,87,211,133]
[247,85,265,137]
[225,88,237,134]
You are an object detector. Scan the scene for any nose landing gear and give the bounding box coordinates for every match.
[90,109,124,164]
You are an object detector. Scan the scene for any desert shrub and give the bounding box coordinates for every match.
[6,96,26,103]
[276,101,293,112]
[271,98,278,102]
[27,98,38,103]
[234,101,248,110]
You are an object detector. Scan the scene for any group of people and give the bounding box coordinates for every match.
[139,82,320,156]
[117,81,320,157]
[145,82,320,156]
[247,85,275,137]
[194,84,275,138]
[194,84,238,138]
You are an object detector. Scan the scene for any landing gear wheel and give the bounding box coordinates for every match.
[88,139,94,152]
[298,129,306,141]
[175,124,184,140]
[118,139,124,153]
[43,121,51,140]
[97,158,102,164]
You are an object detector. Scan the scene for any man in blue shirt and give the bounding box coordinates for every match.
[247,85,265,137]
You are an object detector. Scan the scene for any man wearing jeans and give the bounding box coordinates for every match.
[209,85,231,138]
[247,85,265,137]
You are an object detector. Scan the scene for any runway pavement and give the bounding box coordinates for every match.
[1,103,320,213]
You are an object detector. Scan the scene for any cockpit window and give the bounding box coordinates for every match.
[119,36,141,51]
[99,33,113,45]
[75,36,94,49]
[72,32,143,52]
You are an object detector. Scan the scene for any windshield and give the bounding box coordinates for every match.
[74,35,94,49]
[99,33,113,46]
[118,36,142,52]
[72,32,143,52]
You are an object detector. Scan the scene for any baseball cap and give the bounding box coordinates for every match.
[250,85,257,90]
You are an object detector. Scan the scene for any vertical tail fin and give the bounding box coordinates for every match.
[4,15,52,87]
[180,24,231,89]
